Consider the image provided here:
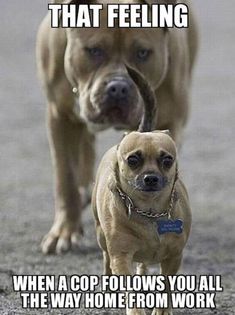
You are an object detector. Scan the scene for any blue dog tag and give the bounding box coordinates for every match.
[157,219,183,235]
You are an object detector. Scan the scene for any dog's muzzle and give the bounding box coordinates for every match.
[105,77,132,102]
[102,76,137,114]
[135,172,168,192]
[89,76,141,128]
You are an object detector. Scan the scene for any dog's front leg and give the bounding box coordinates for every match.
[110,254,146,315]
[136,263,147,275]
[41,105,95,254]
[110,253,133,275]
[152,255,182,315]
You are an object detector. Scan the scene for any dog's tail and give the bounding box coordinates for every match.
[126,66,158,133]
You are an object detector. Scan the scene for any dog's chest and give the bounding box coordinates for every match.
[133,222,184,264]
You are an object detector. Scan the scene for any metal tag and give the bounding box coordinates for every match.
[157,219,183,235]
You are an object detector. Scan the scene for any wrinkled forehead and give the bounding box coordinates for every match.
[119,132,177,157]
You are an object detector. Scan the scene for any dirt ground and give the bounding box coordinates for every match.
[0,1,235,314]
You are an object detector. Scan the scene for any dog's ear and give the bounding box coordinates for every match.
[160,129,171,136]
[58,0,95,26]
[116,132,131,150]
[152,129,172,136]
[122,131,131,138]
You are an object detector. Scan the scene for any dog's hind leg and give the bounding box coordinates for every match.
[103,251,112,276]
[94,215,112,275]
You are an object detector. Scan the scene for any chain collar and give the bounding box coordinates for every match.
[116,168,179,220]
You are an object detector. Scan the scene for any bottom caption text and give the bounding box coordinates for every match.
[12,275,223,310]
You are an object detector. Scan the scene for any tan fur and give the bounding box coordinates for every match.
[92,131,192,315]
[36,0,197,254]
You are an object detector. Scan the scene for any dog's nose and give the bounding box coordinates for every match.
[106,80,130,101]
[144,174,160,187]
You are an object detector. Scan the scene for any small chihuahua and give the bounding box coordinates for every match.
[92,68,192,315]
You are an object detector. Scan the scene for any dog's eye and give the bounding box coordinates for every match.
[127,155,141,168]
[161,155,174,169]
[86,47,104,59]
[136,49,151,62]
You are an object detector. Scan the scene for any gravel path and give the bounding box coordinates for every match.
[0,1,235,314]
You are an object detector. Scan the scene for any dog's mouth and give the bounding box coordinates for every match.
[134,185,166,194]
[87,100,142,129]
[84,75,143,128]
[131,174,169,194]
[138,187,164,192]
[91,105,126,123]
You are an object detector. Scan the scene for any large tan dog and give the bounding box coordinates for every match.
[36,0,197,254]
[92,70,191,315]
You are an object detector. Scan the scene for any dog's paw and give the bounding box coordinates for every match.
[152,309,172,315]
[127,309,146,315]
[41,218,83,255]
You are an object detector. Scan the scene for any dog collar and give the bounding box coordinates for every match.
[116,169,179,220]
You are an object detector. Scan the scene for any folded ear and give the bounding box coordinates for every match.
[122,131,131,138]
[160,129,171,136]
[153,129,172,136]
[56,0,93,28]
